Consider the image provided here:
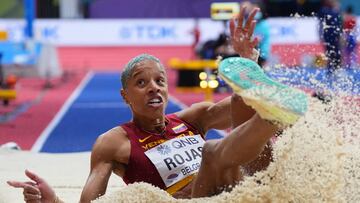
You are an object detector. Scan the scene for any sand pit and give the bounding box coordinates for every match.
[94,97,360,203]
[1,96,360,203]
[0,150,124,203]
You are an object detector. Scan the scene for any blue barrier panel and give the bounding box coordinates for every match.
[0,42,42,65]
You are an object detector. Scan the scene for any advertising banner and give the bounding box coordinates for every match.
[0,17,358,46]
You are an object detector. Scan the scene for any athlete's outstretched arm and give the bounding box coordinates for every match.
[80,138,113,202]
[80,128,128,203]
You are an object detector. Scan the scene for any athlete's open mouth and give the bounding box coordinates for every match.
[148,96,163,107]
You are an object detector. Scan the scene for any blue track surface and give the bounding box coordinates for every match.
[40,67,360,153]
[40,72,223,153]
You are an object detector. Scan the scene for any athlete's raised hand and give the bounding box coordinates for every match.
[230,6,260,60]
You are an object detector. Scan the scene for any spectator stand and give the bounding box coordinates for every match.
[0,31,16,106]
[0,29,62,105]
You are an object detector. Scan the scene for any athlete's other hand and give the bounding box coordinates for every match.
[7,169,56,203]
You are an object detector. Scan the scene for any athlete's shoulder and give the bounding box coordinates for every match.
[93,127,128,152]
[98,126,128,144]
[92,126,130,162]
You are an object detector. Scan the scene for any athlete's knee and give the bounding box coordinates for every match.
[200,140,220,169]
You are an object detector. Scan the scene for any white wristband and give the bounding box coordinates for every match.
[250,49,260,63]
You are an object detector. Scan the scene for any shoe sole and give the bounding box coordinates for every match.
[218,57,308,125]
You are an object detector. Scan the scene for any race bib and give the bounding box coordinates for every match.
[144,135,205,187]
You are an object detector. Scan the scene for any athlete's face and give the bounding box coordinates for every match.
[121,60,168,118]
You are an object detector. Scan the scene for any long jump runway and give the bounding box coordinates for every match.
[31,72,224,153]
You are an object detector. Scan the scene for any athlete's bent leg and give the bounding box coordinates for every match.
[191,113,278,198]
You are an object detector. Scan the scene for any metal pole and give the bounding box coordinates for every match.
[24,0,35,39]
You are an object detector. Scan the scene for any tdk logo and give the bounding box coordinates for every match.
[119,25,176,39]
[279,26,295,36]
[271,24,296,37]
[41,26,58,39]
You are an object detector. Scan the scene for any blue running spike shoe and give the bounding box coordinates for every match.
[218,57,308,125]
